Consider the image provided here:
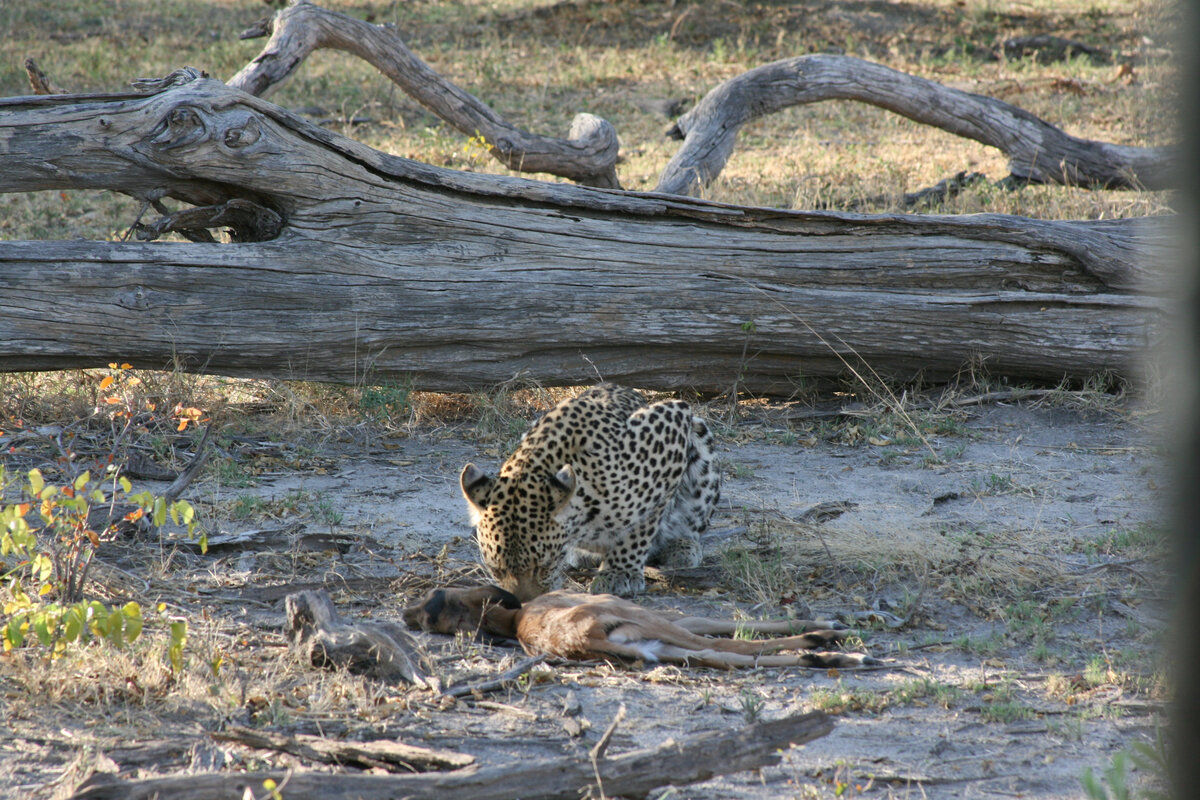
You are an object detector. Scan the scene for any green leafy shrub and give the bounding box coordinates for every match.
[1,464,196,663]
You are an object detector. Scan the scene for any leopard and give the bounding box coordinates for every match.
[460,384,721,600]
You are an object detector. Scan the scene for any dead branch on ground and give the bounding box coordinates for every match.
[657,54,1175,196]
[285,590,433,688]
[211,726,475,772]
[230,0,619,187]
[72,709,835,800]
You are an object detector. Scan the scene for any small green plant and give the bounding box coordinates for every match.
[979,699,1034,723]
[213,456,257,489]
[1084,731,1171,800]
[358,378,413,425]
[721,544,789,605]
[232,494,267,519]
[809,681,890,715]
[306,493,344,532]
[891,677,961,709]
[1,465,197,660]
[739,687,766,723]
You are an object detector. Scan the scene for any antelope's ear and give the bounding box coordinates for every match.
[485,585,523,610]
[548,464,576,512]
[460,463,494,516]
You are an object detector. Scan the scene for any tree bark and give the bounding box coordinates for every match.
[230,0,619,188]
[285,590,433,688]
[210,726,475,772]
[657,54,1176,196]
[72,709,834,800]
[0,72,1168,393]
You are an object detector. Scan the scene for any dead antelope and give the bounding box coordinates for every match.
[403,586,878,669]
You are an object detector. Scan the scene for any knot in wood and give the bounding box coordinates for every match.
[222,115,263,150]
[149,105,208,152]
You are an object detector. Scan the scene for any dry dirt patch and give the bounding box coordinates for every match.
[0,397,1168,799]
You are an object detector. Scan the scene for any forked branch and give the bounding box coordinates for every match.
[657,54,1176,196]
[229,0,619,187]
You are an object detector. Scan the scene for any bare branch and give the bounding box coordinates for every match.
[227,0,619,187]
[657,54,1176,196]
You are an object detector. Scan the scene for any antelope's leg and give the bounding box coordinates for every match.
[656,645,878,669]
[674,617,843,636]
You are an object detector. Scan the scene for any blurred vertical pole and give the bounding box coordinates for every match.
[1172,0,1199,795]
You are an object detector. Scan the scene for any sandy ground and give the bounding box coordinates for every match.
[1,398,1169,798]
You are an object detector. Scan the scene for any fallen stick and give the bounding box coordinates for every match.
[443,654,546,698]
[211,726,474,772]
[72,709,835,800]
[285,590,433,688]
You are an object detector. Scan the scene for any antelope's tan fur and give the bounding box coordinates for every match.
[404,586,877,669]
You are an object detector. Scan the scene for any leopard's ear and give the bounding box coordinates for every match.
[548,464,576,512]
[460,463,494,522]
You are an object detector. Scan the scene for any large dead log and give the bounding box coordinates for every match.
[72,709,835,800]
[657,54,1177,196]
[0,71,1168,393]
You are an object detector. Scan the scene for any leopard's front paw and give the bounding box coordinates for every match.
[589,570,645,597]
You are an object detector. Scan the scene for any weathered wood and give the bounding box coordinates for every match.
[285,589,433,687]
[0,73,1168,392]
[211,726,475,772]
[190,524,355,554]
[229,0,619,187]
[72,709,835,800]
[443,654,547,698]
[657,54,1176,196]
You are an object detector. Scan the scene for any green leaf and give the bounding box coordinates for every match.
[6,616,26,648]
[119,476,132,494]
[152,497,167,527]
[1079,767,1107,800]
[33,615,52,647]
[73,471,91,492]
[122,602,143,642]
[28,469,44,498]
[168,619,187,672]
[63,608,83,642]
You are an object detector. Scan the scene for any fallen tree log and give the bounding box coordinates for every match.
[72,709,835,800]
[0,71,1168,393]
[658,54,1176,196]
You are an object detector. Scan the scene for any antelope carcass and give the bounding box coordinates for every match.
[403,586,877,669]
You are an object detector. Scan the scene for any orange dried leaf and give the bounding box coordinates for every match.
[99,375,115,390]
[177,418,189,432]
[124,508,145,523]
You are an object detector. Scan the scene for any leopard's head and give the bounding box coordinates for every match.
[460,462,576,601]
